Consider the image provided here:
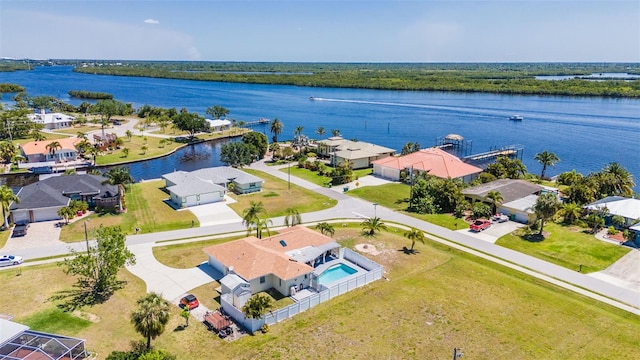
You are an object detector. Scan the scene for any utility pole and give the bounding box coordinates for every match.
[288,161,291,191]
[452,348,464,360]
[84,220,91,256]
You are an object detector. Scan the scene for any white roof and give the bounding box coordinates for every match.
[220,273,249,291]
[584,197,640,220]
[28,112,75,124]
[502,194,539,213]
[206,119,232,127]
[0,318,28,344]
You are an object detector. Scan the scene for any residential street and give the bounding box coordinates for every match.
[2,158,639,316]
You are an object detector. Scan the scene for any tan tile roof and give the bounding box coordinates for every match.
[203,226,336,281]
[20,137,81,156]
[372,148,482,179]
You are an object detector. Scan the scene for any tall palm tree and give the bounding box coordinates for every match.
[294,126,304,137]
[534,150,560,179]
[316,126,325,139]
[331,129,341,137]
[45,141,62,160]
[404,227,426,253]
[270,118,283,142]
[485,190,504,214]
[360,217,387,237]
[242,201,266,234]
[131,292,170,350]
[253,218,272,239]
[556,202,582,224]
[601,162,635,197]
[315,222,335,237]
[0,185,19,228]
[102,166,134,188]
[284,207,302,227]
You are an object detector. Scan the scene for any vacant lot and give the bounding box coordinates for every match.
[227,169,337,217]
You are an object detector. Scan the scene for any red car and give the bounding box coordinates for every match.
[180,294,199,310]
[470,219,491,232]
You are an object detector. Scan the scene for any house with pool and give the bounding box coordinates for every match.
[203,226,383,331]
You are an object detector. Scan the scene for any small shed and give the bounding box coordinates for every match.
[204,311,232,331]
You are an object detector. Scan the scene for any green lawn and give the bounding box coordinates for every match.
[228,169,337,218]
[347,183,469,230]
[59,180,198,241]
[280,166,331,186]
[95,136,183,165]
[496,222,630,273]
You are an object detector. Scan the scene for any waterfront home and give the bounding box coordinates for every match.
[372,147,482,183]
[19,138,81,164]
[205,118,232,132]
[0,318,87,359]
[462,179,544,223]
[9,174,120,223]
[584,196,640,227]
[27,111,75,130]
[316,136,395,169]
[162,166,263,208]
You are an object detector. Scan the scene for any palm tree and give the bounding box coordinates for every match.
[315,222,335,237]
[102,166,134,189]
[242,201,266,235]
[125,130,133,142]
[284,207,302,227]
[331,129,341,137]
[404,227,426,253]
[294,126,304,137]
[253,218,272,239]
[485,190,504,214]
[360,217,387,237]
[601,162,635,197]
[76,131,88,141]
[534,150,560,179]
[32,131,47,141]
[57,206,75,224]
[45,141,62,160]
[532,192,559,236]
[556,202,582,224]
[242,293,273,319]
[0,185,19,228]
[131,292,170,350]
[316,126,325,139]
[270,118,283,142]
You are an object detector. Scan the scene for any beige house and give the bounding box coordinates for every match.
[317,136,395,169]
[203,226,341,305]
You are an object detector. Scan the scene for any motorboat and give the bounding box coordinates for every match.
[509,115,524,121]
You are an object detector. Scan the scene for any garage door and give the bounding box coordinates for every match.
[514,212,529,224]
[185,195,198,207]
[11,210,30,224]
[33,207,62,222]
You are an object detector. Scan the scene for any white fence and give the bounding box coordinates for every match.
[223,249,383,333]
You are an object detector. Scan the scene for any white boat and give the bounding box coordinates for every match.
[509,115,524,121]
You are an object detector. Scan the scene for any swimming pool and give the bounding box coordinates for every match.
[318,263,358,286]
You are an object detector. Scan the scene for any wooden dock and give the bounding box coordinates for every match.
[463,145,523,163]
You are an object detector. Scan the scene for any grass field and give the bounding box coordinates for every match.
[228,169,338,218]
[59,180,198,242]
[95,135,183,165]
[280,165,373,187]
[4,227,638,359]
[496,222,630,273]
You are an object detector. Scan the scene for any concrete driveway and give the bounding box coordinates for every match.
[2,220,63,253]
[589,249,640,289]
[458,220,525,243]
[186,196,243,227]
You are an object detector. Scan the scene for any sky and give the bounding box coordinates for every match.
[0,0,638,62]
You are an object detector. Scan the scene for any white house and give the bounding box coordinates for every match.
[317,136,395,169]
[28,111,75,130]
[205,119,232,132]
[584,196,640,227]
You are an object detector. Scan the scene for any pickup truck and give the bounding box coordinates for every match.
[470,219,492,232]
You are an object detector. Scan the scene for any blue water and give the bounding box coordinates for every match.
[1,66,638,186]
[318,263,358,285]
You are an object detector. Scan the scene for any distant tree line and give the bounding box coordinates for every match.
[0,83,24,93]
[72,62,640,98]
[68,90,114,99]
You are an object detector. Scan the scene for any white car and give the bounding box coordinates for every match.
[492,214,509,223]
[0,255,23,267]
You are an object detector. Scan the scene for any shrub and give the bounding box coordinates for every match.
[607,226,618,235]
[261,324,270,333]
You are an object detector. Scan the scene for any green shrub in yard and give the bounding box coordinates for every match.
[608,226,618,235]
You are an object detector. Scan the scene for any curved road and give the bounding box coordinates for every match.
[5,158,639,315]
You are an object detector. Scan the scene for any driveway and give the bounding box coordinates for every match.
[458,220,525,243]
[1,220,64,253]
[589,249,640,289]
[187,196,243,227]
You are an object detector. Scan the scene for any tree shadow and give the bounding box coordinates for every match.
[521,233,545,243]
[395,198,409,205]
[48,280,127,311]
[173,325,187,332]
[399,246,420,255]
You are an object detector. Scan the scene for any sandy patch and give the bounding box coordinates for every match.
[355,243,381,256]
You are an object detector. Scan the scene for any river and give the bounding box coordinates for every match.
[1,66,638,186]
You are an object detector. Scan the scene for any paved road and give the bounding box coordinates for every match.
[3,158,639,314]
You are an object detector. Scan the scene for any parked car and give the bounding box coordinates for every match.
[492,214,509,223]
[0,255,23,267]
[470,219,492,232]
[12,224,28,237]
[180,294,199,310]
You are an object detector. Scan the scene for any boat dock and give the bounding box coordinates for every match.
[243,118,271,127]
[462,144,524,166]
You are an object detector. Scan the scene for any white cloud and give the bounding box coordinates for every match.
[144,18,159,25]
